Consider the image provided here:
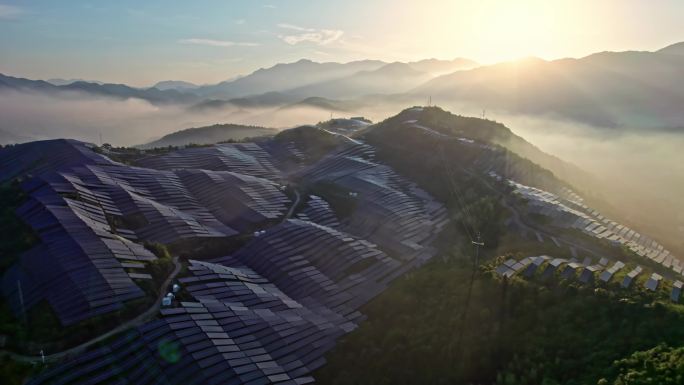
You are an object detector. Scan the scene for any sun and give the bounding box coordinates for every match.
[475,1,557,61]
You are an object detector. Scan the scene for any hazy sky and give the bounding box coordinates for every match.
[1,0,683,86]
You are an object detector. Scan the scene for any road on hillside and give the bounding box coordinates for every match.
[285,188,301,219]
[319,128,363,145]
[463,166,612,259]
[1,256,182,364]
[4,185,305,364]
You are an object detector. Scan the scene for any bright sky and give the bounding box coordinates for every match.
[1,0,683,86]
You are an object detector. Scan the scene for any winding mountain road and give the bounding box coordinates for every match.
[1,256,182,364]
[2,185,304,364]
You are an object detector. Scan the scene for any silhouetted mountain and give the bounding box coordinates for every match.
[0,73,201,105]
[190,92,301,111]
[288,62,432,99]
[5,43,684,131]
[281,97,363,112]
[194,59,387,99]
[1,58,479,106]
[658,41,684,55]
[141,123,277,148]
[152,80,199,91]
[407,58,479,75]
[64,81,200,104]
[413,44,684,129]
[0,73,56,91]
[47,78,105,86]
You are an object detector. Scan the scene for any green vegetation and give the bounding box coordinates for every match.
[316,251,684,385]
[416,106,517,143]
[0,356,42,385]
[144,241,172,260]
[143,123,276,148]
[306,181,359,219]
[366,107,572,194]
[274,125,342,163]
[93,144,176,164]
[603,344,684,385]
[167,235,249,260]
[142,242,174,296]
[0,295,150,355]
[317,111,684,385]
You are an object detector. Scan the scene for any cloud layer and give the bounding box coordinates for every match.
[277,23,343,45]
[179,38,260,47]
[0,4,22,20]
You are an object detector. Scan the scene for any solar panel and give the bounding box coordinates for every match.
[671,281,683,302]
[645,273,663,291]
[22,137,450,384]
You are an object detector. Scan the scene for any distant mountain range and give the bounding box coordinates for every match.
[152,80,200,91]
[188,58,477,100]
[0,73,201,104]
[0,58,476,106]
[192,59,386,99]
[287,62,431,99]
[413,42,684,128]
[47,78,105,86]
[2,43,684,129]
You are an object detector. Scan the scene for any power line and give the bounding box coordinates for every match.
[452,232,484,363]
[17,280,26,326]
[433,135,490,364]
[436,140,482,241]
[436,141,476,242]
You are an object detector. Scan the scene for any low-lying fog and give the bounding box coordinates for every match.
[0,91,401,146]
[497,112,684,256]
[1,90,682,254]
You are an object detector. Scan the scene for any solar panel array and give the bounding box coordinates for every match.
[221,219,405,316]
[0,139,112,183]
[579,264,602,284]
[29,219,422,384]
[1,177,155,325]
[495,257,534,278]
[1,140,291,325]
[494,255,684,302]
[296,142,449,264]
[672,281,683,302]
[29,300,343,384]
[136,143,281,180]
[645,273,663,291]
[296,195,339,228]
[523,255,550,278]
[508,180,682,276]
[11,132,450,383]
[62,165,238,243]
[177,169,290,232]
[622,266,643,289]
[599,261,625,283]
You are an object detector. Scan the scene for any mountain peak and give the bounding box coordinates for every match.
[658,41,684,55]
[152,80,199,91]
[375,62,423,75]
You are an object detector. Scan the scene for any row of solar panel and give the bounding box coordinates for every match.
[30,219,412,384]
[496,256,683,301]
